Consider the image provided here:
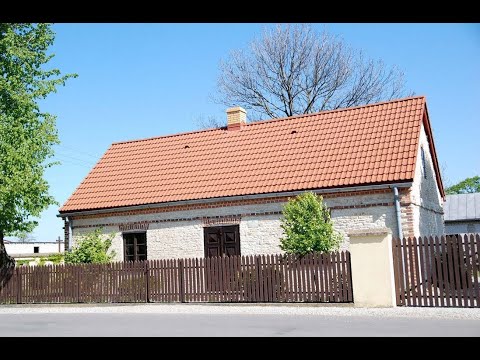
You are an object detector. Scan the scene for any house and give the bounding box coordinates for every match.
[5,240,65,259]
[443,193,480,234]
[58,96,445,261]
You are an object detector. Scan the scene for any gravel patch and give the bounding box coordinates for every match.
[0,303,479,320]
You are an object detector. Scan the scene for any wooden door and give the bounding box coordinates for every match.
[204,225,240,257]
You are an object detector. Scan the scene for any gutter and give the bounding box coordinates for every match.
[58,182,413,218]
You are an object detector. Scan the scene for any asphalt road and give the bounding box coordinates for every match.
[0,313,478,337]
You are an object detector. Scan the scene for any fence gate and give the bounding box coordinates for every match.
[392,234,480,307]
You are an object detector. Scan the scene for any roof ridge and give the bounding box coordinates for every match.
[245,95,426,127]
[112,95,425,146]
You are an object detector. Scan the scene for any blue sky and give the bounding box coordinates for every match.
[20,23,479,242]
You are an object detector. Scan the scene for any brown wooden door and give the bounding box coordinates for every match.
[204,225,240,257]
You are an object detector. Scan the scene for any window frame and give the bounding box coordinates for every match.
[123,232,147,262]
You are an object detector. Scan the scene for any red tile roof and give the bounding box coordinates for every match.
[60,96,438,213]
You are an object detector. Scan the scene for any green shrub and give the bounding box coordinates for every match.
[64,228,115,264]
[280,192,342,256]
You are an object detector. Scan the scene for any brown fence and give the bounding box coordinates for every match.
[392,234,480,308]
[0,251,352,304]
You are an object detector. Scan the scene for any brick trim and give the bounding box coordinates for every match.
[72,198,405,231]
[70,188,395,221]
[203,216,241,227]
[73,211,282,230]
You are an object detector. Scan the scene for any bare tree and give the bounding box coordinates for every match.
[15,231,36,243]
[194,114,223,129]
[215,24,410,120]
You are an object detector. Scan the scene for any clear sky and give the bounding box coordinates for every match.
[20,23,479,242]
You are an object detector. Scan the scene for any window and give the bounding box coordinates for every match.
[34,246,39,254]
[123,233,147,261]
[421,147,427,179]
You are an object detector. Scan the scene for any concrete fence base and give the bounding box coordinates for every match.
[348,228,396,307]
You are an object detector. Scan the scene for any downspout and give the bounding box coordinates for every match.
[393,187,403,239]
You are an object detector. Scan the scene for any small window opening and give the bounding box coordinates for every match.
[421,147,427,179]
[34,246,39,254]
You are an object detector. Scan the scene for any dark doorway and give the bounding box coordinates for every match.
[204,225,240,257]
[33,246,39,254]
[123,232,147,261]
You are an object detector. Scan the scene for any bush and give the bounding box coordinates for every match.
[64,228,115,264]
[280,192,342,256]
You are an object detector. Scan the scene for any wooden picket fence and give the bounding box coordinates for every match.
[392,234,480,307]
[0,251,353,304]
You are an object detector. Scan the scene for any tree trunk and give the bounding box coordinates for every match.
[0,231,15,269]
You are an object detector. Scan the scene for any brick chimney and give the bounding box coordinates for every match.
[226,107,246,131]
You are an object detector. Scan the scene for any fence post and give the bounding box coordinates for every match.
[178,259,185,303]
[16,267,22,304]
[145,261,150,303]
[348,228,396,307]
[76,265,81,303]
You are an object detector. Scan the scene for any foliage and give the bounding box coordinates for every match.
[445,176,480,195]
[215,24,409,121]
[44,253,64,264]
[0,23,77,267]
[14,231,36,242]
[15,259,30,266]
[64,228,115,264]
[280,192,342,256]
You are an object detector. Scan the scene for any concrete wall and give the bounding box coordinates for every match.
[5,242,65,256]
[410,124,444,237]
[71,191,401,261]
[349,229,396,307]
[445,221,480,235]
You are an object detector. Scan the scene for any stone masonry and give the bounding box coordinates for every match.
[72,190,402,261]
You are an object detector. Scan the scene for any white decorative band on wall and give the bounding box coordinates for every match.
[202,216,241,227]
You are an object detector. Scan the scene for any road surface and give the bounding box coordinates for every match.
[0,305,478,336]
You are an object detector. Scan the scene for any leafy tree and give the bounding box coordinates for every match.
[215,24,409,121]
[280,192,342,256]
[64,228,116,264]
[445,176,480,195]
[0,23,76,269]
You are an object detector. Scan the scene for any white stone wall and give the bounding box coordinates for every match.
[240,215,284,255]
[330,206,397,250]
[410,124,444,236]
[5,242,65,255]
[71,191,402,260]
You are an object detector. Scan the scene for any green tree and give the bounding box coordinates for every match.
[445,176,480,195]
[280,192,342,256]
[64,228,116,264]
[0,23,77,269]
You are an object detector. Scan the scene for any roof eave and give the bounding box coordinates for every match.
[58,180,413,218]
